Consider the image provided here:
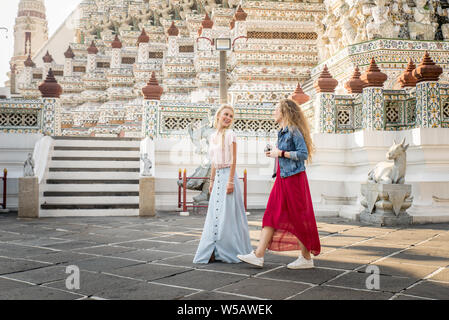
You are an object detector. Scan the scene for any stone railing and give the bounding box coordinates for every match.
[0,100,43,134]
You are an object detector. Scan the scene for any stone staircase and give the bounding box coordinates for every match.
[40,137,141,217]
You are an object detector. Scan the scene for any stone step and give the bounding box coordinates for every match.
[49,160,140,169]
[53,146,140,151]
[42,184,139,192]
[47,171,140,180]
[41,203,139,210]
[48,168,140,172]
[52,150,140,158]
[43,196,139,204]
[43,191,139,197]
[52,136,141,141]
[51,157,140,161]
[52,139,141,148]
[39,208,139,217]
[45,179,139,184]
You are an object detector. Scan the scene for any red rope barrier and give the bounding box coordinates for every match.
[179,169,248,213]
[1,169,7,209]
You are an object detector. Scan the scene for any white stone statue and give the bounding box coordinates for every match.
[323,13,341,57]
[23,153,35,177]
[156,1,174,20]
[180,0,194,20]
[368,138,409,184]
[336,3,358,48]
[406,0,438,40]
[204,0,219,15]
[141,153,153,176]
[437,4,449,40]
[366,0,398,39]
[315,15,331,61]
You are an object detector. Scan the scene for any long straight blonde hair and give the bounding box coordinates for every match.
[278,99,315,163]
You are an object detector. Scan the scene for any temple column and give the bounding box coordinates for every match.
[360,58,388,131]
[111,34,122,69]
[413,51,443,128]
[167,21,179,57]
[137,29,149,64]
[86,41,98,73]
[23,55,35,87]
[64,46,75,77]
[313,65,338,133]
[38,69,62,136]
[42,51,54,79]
[142,72,163,138]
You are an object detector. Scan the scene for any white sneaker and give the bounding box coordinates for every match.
[287,256,314,270]
[237,251,264,267]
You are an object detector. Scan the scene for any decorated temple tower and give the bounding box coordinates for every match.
[9,0,49,91]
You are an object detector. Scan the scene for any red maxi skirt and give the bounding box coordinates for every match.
[262,161,321,256]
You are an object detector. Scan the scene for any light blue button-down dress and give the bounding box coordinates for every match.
[193,166,253,263]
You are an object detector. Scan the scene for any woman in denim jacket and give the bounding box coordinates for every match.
[238,99,321,269]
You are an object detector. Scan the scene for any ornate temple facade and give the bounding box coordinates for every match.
[2,0,449,220]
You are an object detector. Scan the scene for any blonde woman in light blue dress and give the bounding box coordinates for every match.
[193,105,252,264]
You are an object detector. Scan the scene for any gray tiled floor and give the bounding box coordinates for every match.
[0,211,448,300]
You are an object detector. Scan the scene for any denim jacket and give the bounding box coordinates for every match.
[276,126,308,178]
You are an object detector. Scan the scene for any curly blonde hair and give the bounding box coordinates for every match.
[278,99,315,163]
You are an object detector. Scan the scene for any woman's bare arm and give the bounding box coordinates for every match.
[227,142,237,193]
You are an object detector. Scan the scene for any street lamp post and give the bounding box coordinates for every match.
[215,38,232,104]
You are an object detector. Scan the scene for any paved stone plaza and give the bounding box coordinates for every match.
[0,211,448,300]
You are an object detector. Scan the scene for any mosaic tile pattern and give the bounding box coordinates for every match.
[142,100,159,138]
[316,93,336,134]
[416,82,441,128]
[362,88,385,131]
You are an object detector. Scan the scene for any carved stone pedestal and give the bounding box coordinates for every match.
[18,177,39,219]
[360,183,413,226]
[139,176,155,217]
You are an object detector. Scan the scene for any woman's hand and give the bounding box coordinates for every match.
[226,181,234,194]
[265,146,281,158]
[209,179,214,194]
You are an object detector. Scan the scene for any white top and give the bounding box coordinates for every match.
[209,129,236,168]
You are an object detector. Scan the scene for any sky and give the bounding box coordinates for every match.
[0,0,81,85]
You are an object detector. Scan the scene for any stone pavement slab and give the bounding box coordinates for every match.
[43,270,142,296]
[371,260,441,279]
[90,281,198,300]
[326,271,417,293]
[72,245,136,256]
[257,266,345,285]
[289,285,394,300]
[402,280,449,300]
[26,251,94,264]
[152,269,247,291]
[0,284,84,300]
[0,257,49,275]
[217,277,312,300]
[0,211,448,300]
[0,276,34,291]
[111,249,184,262]
[182,290,255,300]
[3,265,69,284]
[106,263,192,281]
[62,256,143,272]
[428,268,449,282]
